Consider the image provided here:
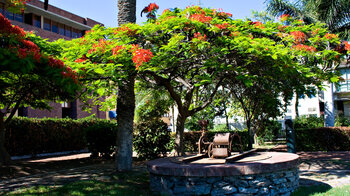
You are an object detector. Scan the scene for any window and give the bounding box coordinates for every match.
[14,13,23,22]
[66,27,71,37]
[79,31,84,38]
[24,13,32,25]
[72,28,78,38]
[0,3,4,15]
[61,102,70,108]
[33,15,41,28]
[44,18,51,31]
[52,21,58,33]
[308,108,316,112]
[5,9,14,20]
[59,23,65,35]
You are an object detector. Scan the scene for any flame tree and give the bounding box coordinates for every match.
[0,14,80,165]
[61,5,348,159]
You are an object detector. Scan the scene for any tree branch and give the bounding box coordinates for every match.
[188,78,224,115]
[145,71,184,114]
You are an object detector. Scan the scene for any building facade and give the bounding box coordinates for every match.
[1,0,106,119]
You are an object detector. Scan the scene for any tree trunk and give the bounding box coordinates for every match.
[224,105,229,130]
[115,0,136,172]
[247,119,254,149]
[295,96,299,118]
[118,0,136,25]
[115,75,135,171]
[175,113,186,156]
[0,117,11,165]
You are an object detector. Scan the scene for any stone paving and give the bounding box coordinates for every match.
[0,151,349,193]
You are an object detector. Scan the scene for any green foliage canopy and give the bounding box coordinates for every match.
[0,14,80,119]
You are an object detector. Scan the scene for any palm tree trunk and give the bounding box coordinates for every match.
[118,0,136,25]
[115,0,136,172]
[115,75,135,171]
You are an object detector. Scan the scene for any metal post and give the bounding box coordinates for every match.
[285,119,296,153]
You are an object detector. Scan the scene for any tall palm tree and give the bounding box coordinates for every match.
[115,0,137,172]
[266,0,350,39]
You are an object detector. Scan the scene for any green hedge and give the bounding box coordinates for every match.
[295,127,350,151]
[5,116,117,156]
[134,119,171,160]
[179,130,250,153]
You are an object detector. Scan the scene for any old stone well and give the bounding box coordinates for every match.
[147,151,299,196]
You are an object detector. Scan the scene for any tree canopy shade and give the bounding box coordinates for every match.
[0,13,81,164]
[61,6,348,154]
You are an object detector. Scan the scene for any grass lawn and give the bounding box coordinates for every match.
[292,185,350,196]
[4,170,152,196]
[3,168,350,196]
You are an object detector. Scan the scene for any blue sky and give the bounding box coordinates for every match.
[49,0,267,27]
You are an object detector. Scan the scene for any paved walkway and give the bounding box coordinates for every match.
[0,151,350,193]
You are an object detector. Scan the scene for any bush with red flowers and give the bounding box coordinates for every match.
[0,13,81,164]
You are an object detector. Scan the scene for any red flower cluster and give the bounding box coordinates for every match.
[89,39,107,54]
[190,13,212,23]
[215,23,229,30]
[21,39,39,52]
[142,3,159,20]
[312,28,320,36]
[251,21,264,29]
[132,48,153,70]
[345,42,350,51]
[17,48,28,59]
[114,26,137,36]
[0,13,26,38]
[144,3,159,13]
[9,0,29,7]
[230,31,240,37]
[48,56,65,69]
[214,8,232,17]
[280,14,290,22]
[324,33,338,40]
[293,44,316,52]
[278,25,286,32]
[75,55,87,63]
[49,56,78,83]
[290,31,306,44]
[193,32,207,41]
[112,45,125,56]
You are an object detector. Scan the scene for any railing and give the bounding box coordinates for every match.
[336,81,350,92]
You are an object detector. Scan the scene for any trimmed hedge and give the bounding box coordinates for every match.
[5,116,117,156]
[295,127,350,151]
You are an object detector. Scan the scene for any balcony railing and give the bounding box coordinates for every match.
[336,81,350,92]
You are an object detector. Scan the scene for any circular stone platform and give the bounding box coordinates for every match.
[147,152,299,196]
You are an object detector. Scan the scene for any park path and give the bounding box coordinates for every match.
[1,151,350,193]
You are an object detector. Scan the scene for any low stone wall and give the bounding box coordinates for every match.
[148,152,300,196]
[150,167,299,196]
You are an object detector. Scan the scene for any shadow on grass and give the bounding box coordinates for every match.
[293,178,332,196]
[5,170,153,196]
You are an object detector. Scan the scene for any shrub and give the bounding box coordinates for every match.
[262,120,282,141]
[212,124,230,132]
[334,115,350,127]
[5,116,116,156]
[295,127,350,151]
[293,115,324,129]
[134,119,171,160]
[84,120,117,158]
